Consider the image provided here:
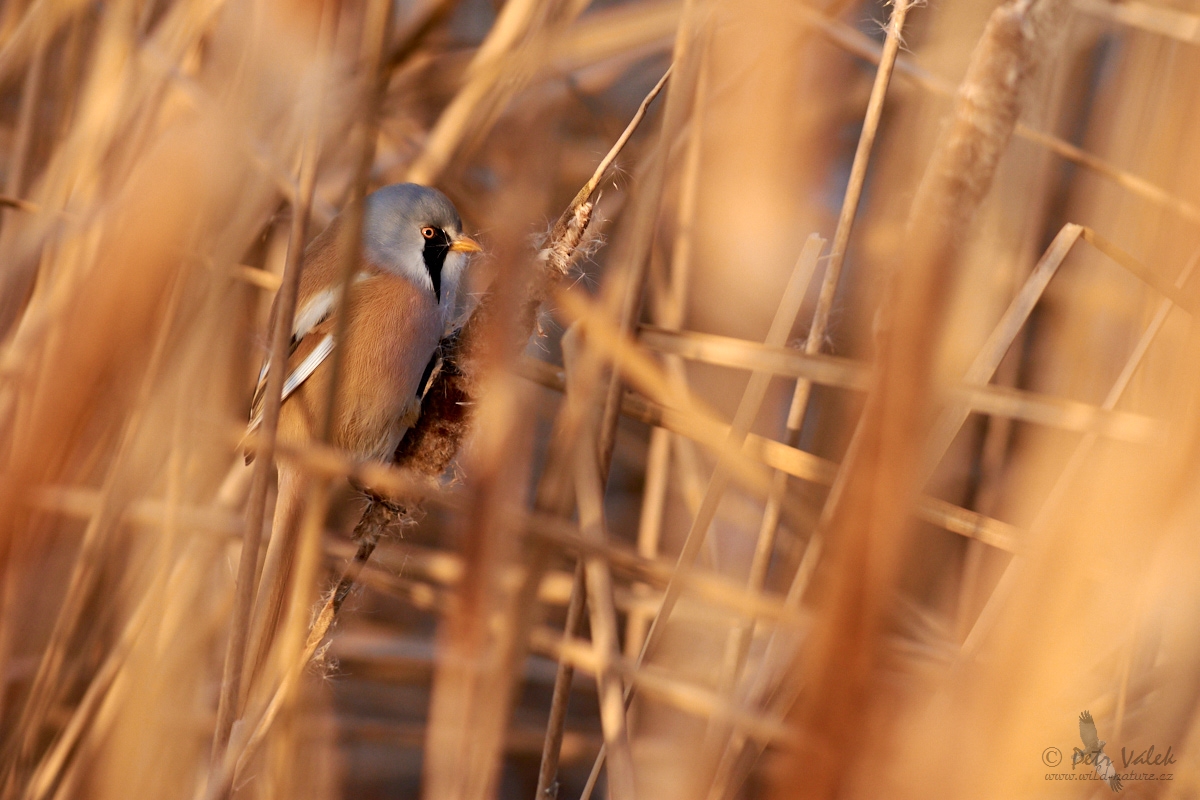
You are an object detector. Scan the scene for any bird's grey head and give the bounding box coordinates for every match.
[362,183,479,306]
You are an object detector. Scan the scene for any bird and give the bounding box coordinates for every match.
[243,183,480,669]
[1075,710,1123,793]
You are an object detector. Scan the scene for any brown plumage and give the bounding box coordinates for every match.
[243,183,479,678]
[274,241,443,462]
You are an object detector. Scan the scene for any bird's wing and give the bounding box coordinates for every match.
[1095,753,1123,792]
[417,349,442,401]
[249,285,342,420]
[247,332,334,436]
[247,271,375,434]
[1080,711,1101,751]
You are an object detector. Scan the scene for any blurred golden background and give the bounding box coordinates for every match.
[0,0,1198,798]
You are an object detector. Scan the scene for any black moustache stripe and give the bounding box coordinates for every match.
[422,229,452,303]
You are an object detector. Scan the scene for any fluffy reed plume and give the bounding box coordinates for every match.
[3,0,1200,798]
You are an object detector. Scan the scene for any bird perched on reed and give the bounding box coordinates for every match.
[244,183,480,663]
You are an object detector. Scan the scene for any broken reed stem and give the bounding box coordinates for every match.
[918,223,1082,487]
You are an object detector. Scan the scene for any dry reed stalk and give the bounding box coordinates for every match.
[500,97,673,800]
[639,326,1160,441]
[405,0,591,186]
[520,47,683,795]
[627,27,711,661]
[205,510,405,800]
[24,487,240,536]
[636,234,825,664]
[705,0,911,786]
[572,235,824,799]
[0,1,345,796]
[797,2,1200,229]
[209,18,328,763]
[548,0,680,76]
[1073,0,1200,46]
[534,148,679,800]
[770,1,1059,797]
[420,210,550,800]
[1,261,188,793]
[0,26,47,730]
[0,0,87,88]
[349,506,810,630]
[24,527,214,800]
[208,1,393,794]
[564,333,638,800]
[959,246,1200,658]
[525,629,796,747]
[341,537,659,617]
[535,22,706,793]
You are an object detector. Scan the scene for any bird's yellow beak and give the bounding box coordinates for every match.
[449,235,482,254]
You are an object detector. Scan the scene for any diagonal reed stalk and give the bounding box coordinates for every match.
[704,0,912,790]
[575,234,825,800]
[768,2,1062,797]
[959,243,1200,659]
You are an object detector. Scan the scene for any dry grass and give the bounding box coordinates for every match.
[1,0,1200,799]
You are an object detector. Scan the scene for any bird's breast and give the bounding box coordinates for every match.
[334,273,445,459]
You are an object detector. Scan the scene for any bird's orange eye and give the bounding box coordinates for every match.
[421,226,437,239]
